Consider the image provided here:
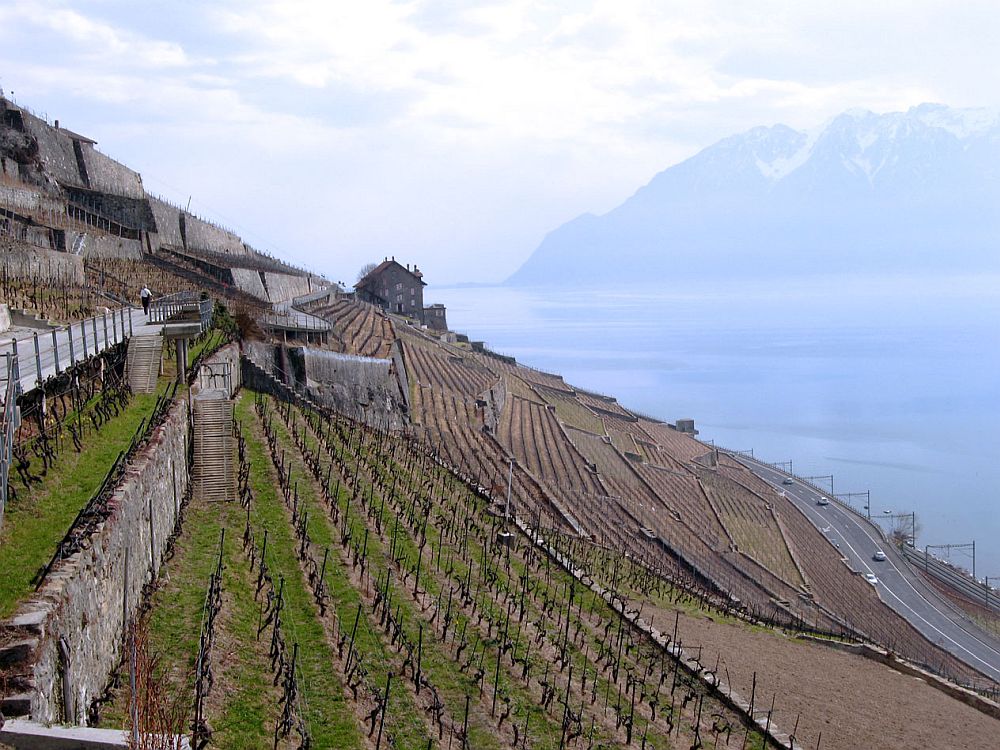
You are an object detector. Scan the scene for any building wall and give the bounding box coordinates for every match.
[360,264,424,321]
[424,304,448,331]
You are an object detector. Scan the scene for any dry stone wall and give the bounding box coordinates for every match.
[230,267,268,300]
[182,213,247,256]
[9,396,189,723]
[262,272,312,303]
[80,234,143,260]
[20,115,80,188]
[0,184,64,215]
[78,147,143,199]
[147,197,184,248]
[0,248,84,284]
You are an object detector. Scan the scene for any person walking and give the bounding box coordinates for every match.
[140,285,152,315]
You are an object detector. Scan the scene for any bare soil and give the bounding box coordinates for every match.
[643,602,999,750]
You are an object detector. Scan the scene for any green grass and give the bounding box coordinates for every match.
[187,328,226,369]
[236,396,365,750]
[0,385,164,618]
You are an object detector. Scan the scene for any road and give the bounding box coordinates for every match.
[736,457,1000,684]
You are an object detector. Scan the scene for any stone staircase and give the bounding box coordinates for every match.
[192,391,235,502]
[126,334,162,393]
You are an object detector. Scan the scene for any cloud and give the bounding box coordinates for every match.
[1,1,999,282]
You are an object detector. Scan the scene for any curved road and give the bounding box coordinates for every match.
[735,456,1000,684]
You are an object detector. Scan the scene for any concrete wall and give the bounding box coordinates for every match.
[262,272,312,304]
[0,247,84,284]
[0,303,10,332]
[9,397,189,723]
[230,267,268,300]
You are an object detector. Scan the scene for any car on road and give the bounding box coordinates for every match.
[873,550,887,561]
[782,478,794,485]
[817,496,830,506]
[864,573,879,585]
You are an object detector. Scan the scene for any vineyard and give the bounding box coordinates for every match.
[309,298,395,359]
[114,386,779,749]
[388,326,994,695]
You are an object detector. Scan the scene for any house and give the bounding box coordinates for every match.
[355,257,426,322]
[424,303,448,332]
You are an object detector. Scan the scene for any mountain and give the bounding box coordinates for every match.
[507,104,1000,285]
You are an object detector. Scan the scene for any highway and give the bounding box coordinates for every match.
[735,456,1000,684]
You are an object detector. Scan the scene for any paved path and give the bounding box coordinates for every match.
[737,456,1000,683]
[0,307,163,397]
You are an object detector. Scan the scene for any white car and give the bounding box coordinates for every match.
[782,478,794,485]
[864,573,879,585]
[873,550,887,562]
[817,496,830,506]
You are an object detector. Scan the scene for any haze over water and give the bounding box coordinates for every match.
[434,274,1000,575]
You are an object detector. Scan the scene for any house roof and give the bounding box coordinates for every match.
[354,259,427,290]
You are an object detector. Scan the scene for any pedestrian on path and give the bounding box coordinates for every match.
[140,285,151,314]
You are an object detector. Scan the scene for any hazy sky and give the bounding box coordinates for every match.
[2,1,998,284]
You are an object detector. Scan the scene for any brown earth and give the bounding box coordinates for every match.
[643,602,999,750]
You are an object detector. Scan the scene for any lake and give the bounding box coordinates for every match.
[431,275,1000,575]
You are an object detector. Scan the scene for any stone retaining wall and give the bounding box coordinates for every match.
[0,247,84,284]
[262,272,312,303]
[2,396,190,723]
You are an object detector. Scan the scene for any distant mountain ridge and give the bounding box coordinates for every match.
[507,104,1000,284]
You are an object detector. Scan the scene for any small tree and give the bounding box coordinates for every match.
[356,262,378,283]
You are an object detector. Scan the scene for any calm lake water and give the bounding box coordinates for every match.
[432,275,1000,575]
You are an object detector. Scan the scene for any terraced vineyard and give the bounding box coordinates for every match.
[311,298,395,359]
[696,470,805,588]
[498,396,603,496]
[402,339,495,397]
[124,383,775,748]
[391,328,992,694]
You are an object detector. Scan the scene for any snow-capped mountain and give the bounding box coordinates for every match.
[507,104,1000,285]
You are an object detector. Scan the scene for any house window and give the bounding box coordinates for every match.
[396,282,403,291]
[396,294,403,302]
[410,288,415,296]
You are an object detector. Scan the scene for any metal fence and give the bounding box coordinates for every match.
[0,307,134,393]
[0,351,21,527]
[148,292,214,331]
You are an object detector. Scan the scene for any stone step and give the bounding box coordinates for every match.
[126,334,162,394]
[1,692,31,717]
[192,392,235,502]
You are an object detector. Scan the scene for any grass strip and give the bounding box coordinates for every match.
[0,385,163,618]
[236,395,365,750]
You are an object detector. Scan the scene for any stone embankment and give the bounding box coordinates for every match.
[0,343,239,723]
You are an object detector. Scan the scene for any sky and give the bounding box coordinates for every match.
[1,1,999,284]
